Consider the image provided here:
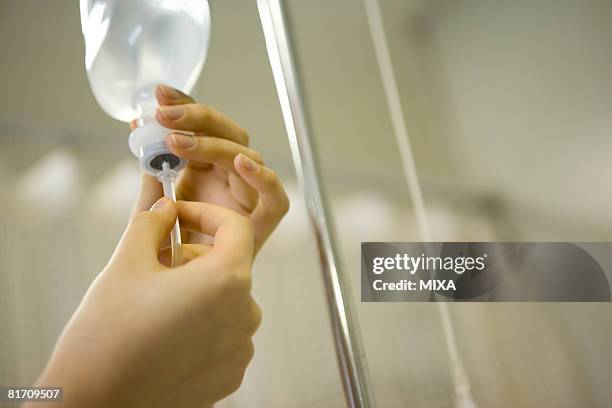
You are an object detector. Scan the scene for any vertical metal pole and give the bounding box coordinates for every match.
[362,1,477,407]
[256,1,375,407]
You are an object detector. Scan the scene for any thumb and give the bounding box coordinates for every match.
[116,197,177,263]
[130,172,163,217]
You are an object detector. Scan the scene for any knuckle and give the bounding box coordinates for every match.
[267,169,280,185]
[240,148,262,165]
[226,373,245,395]
[219,269,252,295]
[264,171,290,215]
[278,193,290,215]
[262,189,290,217]
[214,372,245,401]
[250,301,263,334]
[237,127,250,145]
[196,104,213,123]
[244,340,255,364]
[199,137,221,155]
[242,216,255,234]
[232,342,254,377]
[251,150,264,164]
[233,213,255,235]
[129,211,157,227]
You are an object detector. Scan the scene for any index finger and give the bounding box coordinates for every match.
[176,201,254,262]
[155,84,195,105]
[155,85,250,146]
[129,85,195,130]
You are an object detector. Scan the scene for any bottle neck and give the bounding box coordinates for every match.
[134,91,158,126]
[134,114,155,128]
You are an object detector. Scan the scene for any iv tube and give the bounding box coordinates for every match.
[157,161,182,268]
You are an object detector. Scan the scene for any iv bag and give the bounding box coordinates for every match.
[80,0,211,173]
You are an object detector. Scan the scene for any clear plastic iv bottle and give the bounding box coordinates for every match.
[80,0,211,174]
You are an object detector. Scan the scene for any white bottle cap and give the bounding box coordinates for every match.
[128,120,186,175]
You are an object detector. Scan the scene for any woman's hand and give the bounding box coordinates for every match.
[132,85,289,255]
[30,198,260,408]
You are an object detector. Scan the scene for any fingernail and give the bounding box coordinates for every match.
[159,106,184,121]
[159,84,183,100]
[171,133,197,149]
[239,153,259,171]
[150,197,170,211]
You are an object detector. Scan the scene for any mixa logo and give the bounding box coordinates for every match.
[421,279,456,290]
[372,253,488,275]
[372,279,457,291]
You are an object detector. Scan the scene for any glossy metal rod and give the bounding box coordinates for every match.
[256,1,375,407]
[362,0,477,406]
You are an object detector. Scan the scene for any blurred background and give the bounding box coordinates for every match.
[1,0,611,407]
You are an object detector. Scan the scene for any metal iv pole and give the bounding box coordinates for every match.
[256,1,376,407]
[362,0,478,407]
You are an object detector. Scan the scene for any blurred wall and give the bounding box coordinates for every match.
[1,0,611,407]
